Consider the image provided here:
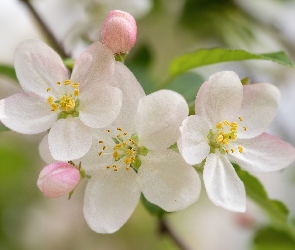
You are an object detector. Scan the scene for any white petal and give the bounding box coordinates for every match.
[0,92,57,134]
[79,128,115,173]
[195,71,243,127]
[48,117,92,161]
[71,42,115,91]
[79,85,122,128]
[83,168,140,233]
[112,62,145,133]
[178,115,210,165]
[203,153,246,212]
[228,133,295,173]
[138,150,201,212]
[39,134,56,164]
[238,83,280,139]
[14,39,69,98]
[136,90,188,150]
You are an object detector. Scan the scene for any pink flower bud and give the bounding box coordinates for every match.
[102,10,137,54]
[37,162,80,198]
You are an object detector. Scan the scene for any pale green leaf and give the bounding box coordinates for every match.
[0,64,17,81]
[170,48,294,76]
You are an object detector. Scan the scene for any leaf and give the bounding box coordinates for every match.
[0,124,9,133]
[165,72,204,103]
[141,193,166,218]
[253,226,295,250]
[0,64,17,81]
[233,164,295,240]
[170,48,294,76]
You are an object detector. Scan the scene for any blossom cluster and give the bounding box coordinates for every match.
[0,10,295,234]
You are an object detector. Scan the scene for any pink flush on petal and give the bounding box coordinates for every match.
[37,162,80,198]
[102,10,137,54]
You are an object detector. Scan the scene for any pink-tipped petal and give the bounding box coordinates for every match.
[37,162,80,198]
[83,168,140,234]
[195,71,243,127]
[203,153,246,212]
[14,39,69,98]
[0,92,57,134]
[178,115,210,165]
[228,133,295,173]
[238,83,280,139]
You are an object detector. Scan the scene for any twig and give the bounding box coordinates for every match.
[159,218,192,250]
[19,0,71,58]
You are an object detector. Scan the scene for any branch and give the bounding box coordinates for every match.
[159,218,192,250]
[19,0,71,58]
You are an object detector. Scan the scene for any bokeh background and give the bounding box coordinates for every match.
[1,0,295,249]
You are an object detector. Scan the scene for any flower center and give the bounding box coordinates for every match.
[208,116,247,154]
[98,128,148,172]
[46,80,80,118]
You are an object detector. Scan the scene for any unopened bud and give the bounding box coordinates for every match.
[102,10,137,54]
[37,162,80,198]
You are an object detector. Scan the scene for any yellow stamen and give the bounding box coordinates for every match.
[47,96,54,104]
[50,103,57,111]
[74,89,79,96]
[56,81,61,85]
[71,82,79,88]
[225,150,229,154]
[113,151,119,160]
[216,134,224,143]
[231,149,234,153]
[126,167,130,170]
[98,152,102,156]
[123,132,127,135]
[103,146,106,150]
[238,145,243,153]
[230,122,239,127]
[46,88,50,92]
[216,122,224,129]
[117,134,121,138]
[238,116,243,121]
[106,166,110,169]
[106,129,111,133]
[243,126,247,131]
[117,128,122,131]
[223,120,230,126]
[64,80,71,85]
[99,140,103,143]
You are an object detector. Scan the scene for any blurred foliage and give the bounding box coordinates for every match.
[253,226,295,250]
[233,164,295,240]
[0,64,17,82]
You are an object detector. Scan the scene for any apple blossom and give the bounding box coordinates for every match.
[178,71,295,212]
[102,10,137,54]
[37,162,80,198]
[0,39,122,161]
[73,62,201,233]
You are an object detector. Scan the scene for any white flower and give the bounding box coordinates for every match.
[0,39,122,161]
[69,62,201,233]
[178,71,295,212]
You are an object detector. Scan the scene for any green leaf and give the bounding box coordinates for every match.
[0,64,17,81]
[253,226,295,250]
[165,72,204,103]
[141,193,166,218]
[170,48,294,76]
[233,164,295,240]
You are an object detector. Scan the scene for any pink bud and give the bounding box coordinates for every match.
[102,10,137,54]
[37,162,80,198]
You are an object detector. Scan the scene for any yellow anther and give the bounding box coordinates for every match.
[216,134,224,143]
[230,127,237,132]
[98,152,102,156]
[124,158,131,165]
[56,81,61,85]
[243,126,247,131]
[74,89,79,96]
[231,135,237,141]
[117,128,122,131]
[113,151,119,160]
[123,132,127,135]
[64,80,71,85]
[126,167,130,170]
[231,149,235,153]
[230,122,239,127]
[216,122,224,129]
[106,166,110,169]
[223,120,230,126]
[99,140,103,143]
[122,141,127,146]
[103,146,106,150]
[114,168,118,172]
[128,149,134,155]
[225,150,229,154]
[238,116,243,121]
[106,129,111,133]
[71,82,79,88]
[117,134,121,138]
[50,103,57,111]
[238,145,243,153]
[46,88,51,92]
[47,96,54,104]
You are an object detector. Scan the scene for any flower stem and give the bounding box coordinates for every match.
[158,218,191,250]
[19,0,71,58]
